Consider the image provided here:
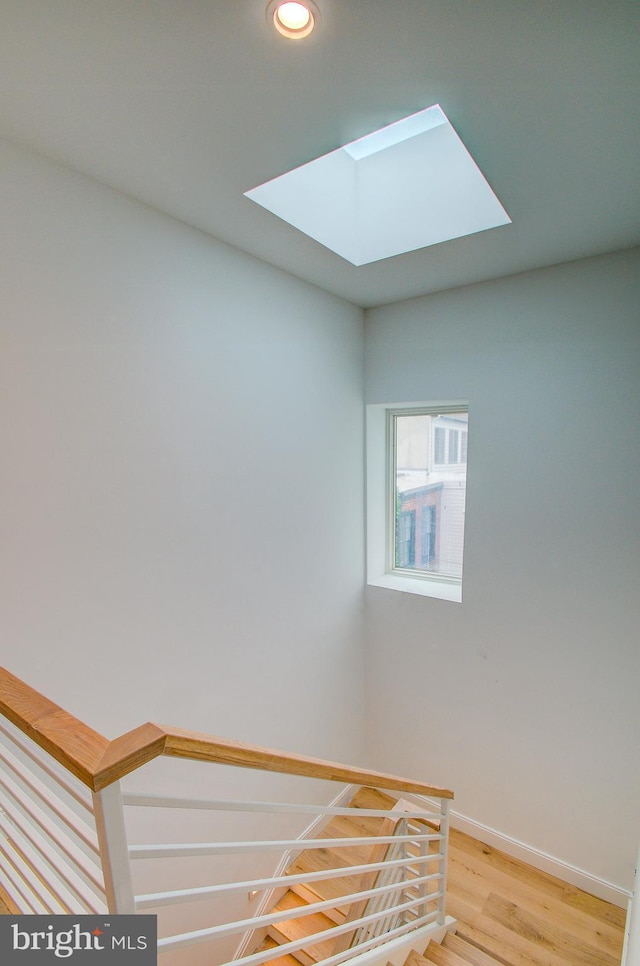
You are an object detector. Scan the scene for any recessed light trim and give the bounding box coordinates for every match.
[267,1,318,40]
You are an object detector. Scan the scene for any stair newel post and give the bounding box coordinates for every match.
[92,782,136,914]
[437,797,450,926]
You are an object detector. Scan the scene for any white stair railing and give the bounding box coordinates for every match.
[348,805,450,950]
[120,784,450,963]
[0,719,108,914]
[0,665,454,966]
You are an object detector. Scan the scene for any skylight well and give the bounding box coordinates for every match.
[245,105,511,266]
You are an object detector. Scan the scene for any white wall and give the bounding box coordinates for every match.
[0,136,366,769]
[364,248,640,893]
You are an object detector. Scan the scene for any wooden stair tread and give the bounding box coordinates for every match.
[274,891,324,914]
[268,891,336,965]
[452,920,543,966]
[312,842,387,866]
[291,882,349,926]
[288,846,351,873]
[404,949,429,966]
[287,849,364,899]
[407,941,505,966]
[421,943,471,966]
[257,937,303,966]
[266,927,334,965]
[262,788,401,964]
[321,813,389,839]
[443,932,508,966]
[349,786,397,811]
[317,813,394,866]
[287,798,399,898]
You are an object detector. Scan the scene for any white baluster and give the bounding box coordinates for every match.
[92,783,136,914]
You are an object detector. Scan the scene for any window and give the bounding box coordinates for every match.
[366,401,468,602]
[433,424,468,466]
[391,407,468,582]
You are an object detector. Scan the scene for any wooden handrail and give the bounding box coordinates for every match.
[0,666,108,787]
[0,667,454,799]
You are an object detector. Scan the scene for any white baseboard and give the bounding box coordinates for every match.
[450,809,632,908]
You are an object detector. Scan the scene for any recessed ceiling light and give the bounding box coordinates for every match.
[267,1,318,40]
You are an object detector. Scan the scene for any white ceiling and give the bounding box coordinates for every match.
[0,0,638,308]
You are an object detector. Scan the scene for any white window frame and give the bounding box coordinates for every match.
[366,400,468,603]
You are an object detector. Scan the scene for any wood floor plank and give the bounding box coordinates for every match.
[450,830,626,929]
[561,888,627,929]
[447,880,487,917]
[447,843,623,957]
[482,893,621,966]
[449,895,577,966]
[450,832,575,903]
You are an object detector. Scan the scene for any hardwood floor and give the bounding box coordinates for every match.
[446,828,626,966]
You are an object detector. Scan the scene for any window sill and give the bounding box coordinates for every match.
[368,573,462,603]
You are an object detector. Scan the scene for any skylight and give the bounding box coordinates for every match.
[244,105,511,266]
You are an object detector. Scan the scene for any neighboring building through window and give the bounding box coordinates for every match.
[391,408,468,580]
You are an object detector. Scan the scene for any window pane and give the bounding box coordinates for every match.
[420,505,436,566]
[396,510,416,568]
[393,410,468,578]
[449,429,459,463]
